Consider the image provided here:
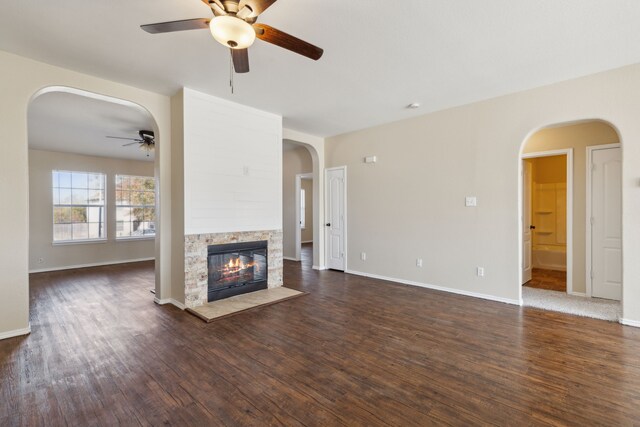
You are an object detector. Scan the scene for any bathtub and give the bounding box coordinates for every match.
[532,245,566,271]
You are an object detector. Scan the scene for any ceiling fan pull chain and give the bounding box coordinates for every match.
[229,49,232,92]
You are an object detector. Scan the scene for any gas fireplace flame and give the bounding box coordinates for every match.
[220,257,256,276]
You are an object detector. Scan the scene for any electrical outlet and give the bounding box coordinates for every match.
[38,257,44,264]
[416,258,423,267]
[465,196,477,207]
[361,252,367,261]
[477,267,485,277]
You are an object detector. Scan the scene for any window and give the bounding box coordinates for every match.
[115,175,156,238]
[52,170,106,242]
[300,188,306,229]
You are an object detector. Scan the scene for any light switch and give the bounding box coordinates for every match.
[364,156,377,164]
[465,196,477,207]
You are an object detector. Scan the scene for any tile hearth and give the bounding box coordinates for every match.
[187,287,306,322]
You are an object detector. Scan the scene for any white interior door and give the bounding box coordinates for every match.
[326,167,346,271]
[522,160,533,284]
[591,147,622,300]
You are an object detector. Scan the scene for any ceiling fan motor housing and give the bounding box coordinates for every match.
[139,130,154,140]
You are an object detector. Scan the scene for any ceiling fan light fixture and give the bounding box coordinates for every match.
[210,15,256,49]
[140,142,155,155]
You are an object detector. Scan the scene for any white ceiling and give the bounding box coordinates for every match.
[4,1,640,137]
[29,91,156,162]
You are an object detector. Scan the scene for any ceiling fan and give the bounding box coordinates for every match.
[140,0,324,74]
[106,130,155,156]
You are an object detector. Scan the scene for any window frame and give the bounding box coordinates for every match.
[52,170,107,244]
[115,174,157,241]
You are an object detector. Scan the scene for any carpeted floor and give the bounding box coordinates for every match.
[522,287,621,322]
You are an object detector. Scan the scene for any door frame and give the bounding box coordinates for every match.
[324,166,348,271]
[586,143,622,298]
[521,149,574,295]
[294,172,313,262]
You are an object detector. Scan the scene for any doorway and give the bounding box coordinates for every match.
[27,88,159,296]
[295,173,313,267]
[325,166,347,271]
[521,150,572,294]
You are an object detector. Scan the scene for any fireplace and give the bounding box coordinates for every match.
[207,240,268,302]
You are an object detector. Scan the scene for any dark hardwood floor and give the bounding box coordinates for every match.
[525,268,567,292]
[301,242,312,268]
[2,260,640,425]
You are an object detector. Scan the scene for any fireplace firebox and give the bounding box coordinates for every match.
[207,240,268,302]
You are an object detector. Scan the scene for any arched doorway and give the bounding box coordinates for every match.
[518,119,622,319]
[282,139,322,268]
[27,86,163,297]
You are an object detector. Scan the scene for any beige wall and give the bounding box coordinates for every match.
[301,178,313,243]
[325,64,640,323]
[524,122,618,293]
[29,149,155,271]
[0,50,172,338]
[282,146,312,259]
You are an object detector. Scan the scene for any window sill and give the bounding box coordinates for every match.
[53,239,108,246]
[116,236,156,242]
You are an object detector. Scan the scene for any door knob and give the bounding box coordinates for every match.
[530,225,536,230]
[325,223,331,227]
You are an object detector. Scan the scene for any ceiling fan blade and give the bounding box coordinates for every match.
[239,0,278,17]
[232,49,250,73]
[253,23,323,60]
[122,142,139,147]
[106,136,140,141]
[141,18,210,34]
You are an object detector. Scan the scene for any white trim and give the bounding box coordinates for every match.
[52,238,108,246]
[586,143,622,299]
[324,166,348,271]
[29,257,155,273]
[346,270,522,306]
[620,318,640,328]
[0,325,31,341]
[312,265,327,271]
[520,149,574,296]
[154,297,185,310]
[283,256,300,262]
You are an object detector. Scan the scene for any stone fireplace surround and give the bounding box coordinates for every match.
[184,230,283,309]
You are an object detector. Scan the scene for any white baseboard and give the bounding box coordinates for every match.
[301,240,313,244]
[345,269,522,306]
[620,318,640,328]
[154,297,185,310]
[283,256,300,262]
[29,257,155,274]
[0,324,31,341]
[312,265,327,271]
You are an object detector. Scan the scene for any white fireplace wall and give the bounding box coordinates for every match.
[182,88,283,235]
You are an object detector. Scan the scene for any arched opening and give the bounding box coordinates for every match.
[518,119,622,320]
[282,139,322,268]
[27,86,163,305]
